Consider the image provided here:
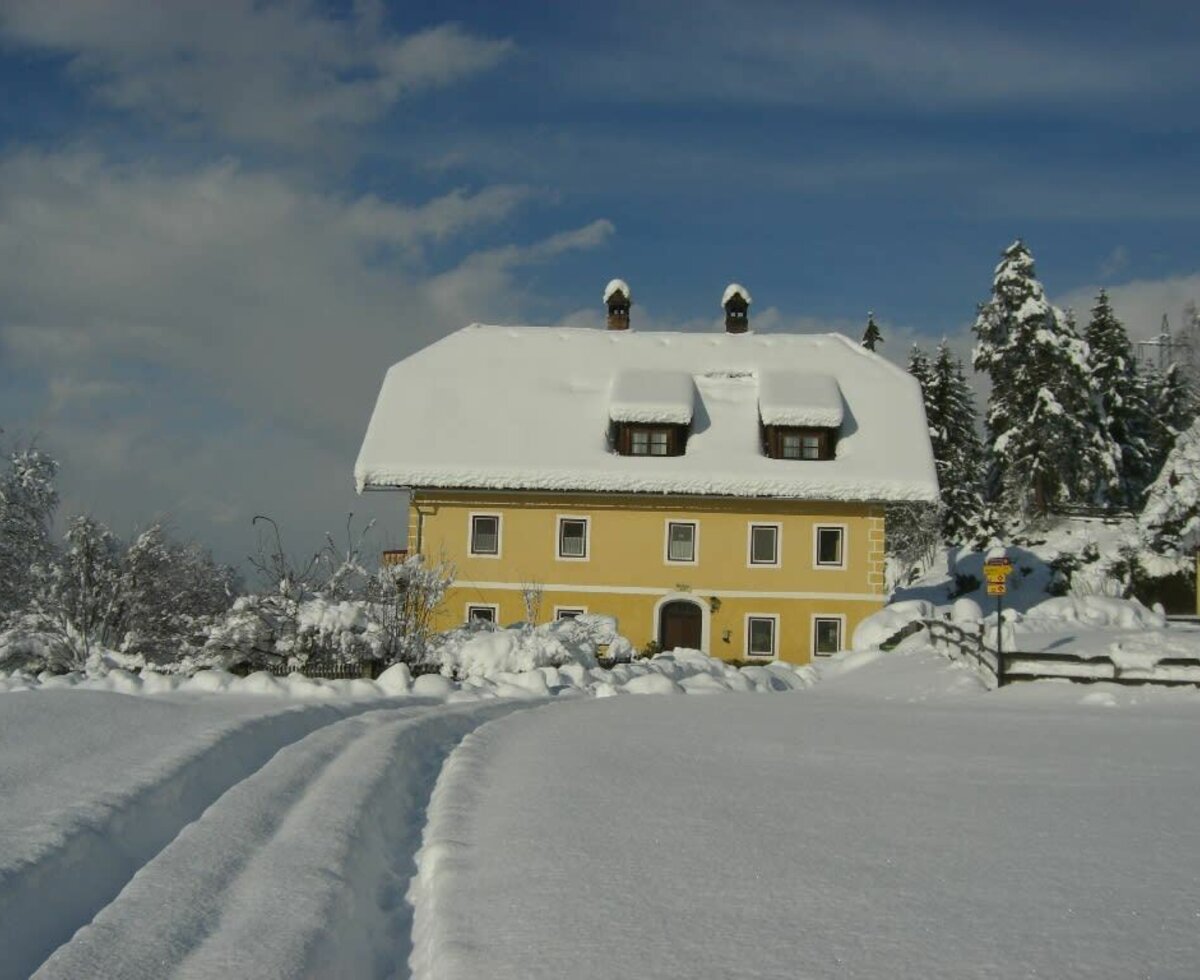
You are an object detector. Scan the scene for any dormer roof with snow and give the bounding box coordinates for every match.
[355,326,938,504]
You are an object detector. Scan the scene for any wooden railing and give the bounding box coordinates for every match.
[920,619,1200,688]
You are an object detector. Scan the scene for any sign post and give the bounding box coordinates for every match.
[984,556,1013,680]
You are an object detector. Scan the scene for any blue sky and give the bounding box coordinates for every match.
[1,0,1198,568]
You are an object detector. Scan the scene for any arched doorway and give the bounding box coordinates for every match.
[659,599,703,652]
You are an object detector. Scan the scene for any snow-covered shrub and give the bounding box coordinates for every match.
[364,554,455,665]
[432,617,606,679]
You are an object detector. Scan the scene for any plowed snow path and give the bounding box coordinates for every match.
[32,699,527,979]
[1,692,421,980]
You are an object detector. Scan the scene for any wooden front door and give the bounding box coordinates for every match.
[659,600,702,651]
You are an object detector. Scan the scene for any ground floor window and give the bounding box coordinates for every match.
[746,615,778,658]
[466,604,498,625]
[812,616,844,656]
[555,607,586,621]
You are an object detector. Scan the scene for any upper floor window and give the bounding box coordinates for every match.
[613,422,688,457]
[764,425,836,461]
[557,516,590,559]
[748,523,780,566]
[469,513,500,556]
[815,525,845,568]
[666,521,697,563]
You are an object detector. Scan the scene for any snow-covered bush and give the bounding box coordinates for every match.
[433,617,605,679]
[1140,416,1200,563]
[0,517,237,673]
[364,554,455,665]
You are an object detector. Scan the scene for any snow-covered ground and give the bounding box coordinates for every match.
[2,645,1198,978]
[411,650,1200,980]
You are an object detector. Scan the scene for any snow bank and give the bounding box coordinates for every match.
[0,634,812,704]
[851,599,935,650]
[1015,595,1166,631]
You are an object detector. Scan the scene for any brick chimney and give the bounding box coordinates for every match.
[722,283,751,333]
[604,278,631,330]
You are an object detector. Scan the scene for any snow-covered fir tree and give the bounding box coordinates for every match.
[0,446,59,624]
[926,341,985,543]
[1083,289,1152,507]
[972,240,1092,516]
[1144,361,1196,479]
[861,312,882,351]
[1140,415,1200,559]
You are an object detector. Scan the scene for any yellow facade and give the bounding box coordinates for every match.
[409,490,886,666]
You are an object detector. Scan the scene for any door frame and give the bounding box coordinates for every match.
[651,592,710,654]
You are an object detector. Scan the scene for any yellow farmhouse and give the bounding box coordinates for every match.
[355,281,938,665]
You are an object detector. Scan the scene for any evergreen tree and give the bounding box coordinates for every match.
[861,312,883,352]
[1083,289,1153,507]
[1144,362,1196,479]
[1140,415,1200,559]
[0,446,59,625]
[972,240,1091,516]
[926,342,985,543]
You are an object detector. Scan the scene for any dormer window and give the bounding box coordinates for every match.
[608,369,695,458]
[766,425,835,461]
[616,423,686,456]
[757,371,842,461]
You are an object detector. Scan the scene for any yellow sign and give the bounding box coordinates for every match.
[984,565,1011,584]
[986,581,1007,596]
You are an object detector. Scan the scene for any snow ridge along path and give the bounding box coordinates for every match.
[33,699,527,979]
[0,694,419,980]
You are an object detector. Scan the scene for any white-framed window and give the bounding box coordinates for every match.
[554,606,587,621]
[814,524,846,568]
[812,615,845,656]
[465,603,499,625]
[468,512,501,557]
[556,515,590,560]
[664,520,698,564]
[745,614,779,659]
[748,522,781,567]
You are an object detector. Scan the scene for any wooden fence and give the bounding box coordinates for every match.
[263,659,444,681]
[920,619,1200,688]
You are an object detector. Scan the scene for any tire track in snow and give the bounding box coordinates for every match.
[1,698,423,980]
[34,700,530,979]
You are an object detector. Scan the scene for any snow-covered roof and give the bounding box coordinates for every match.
[609,369,695,425]
[721,283,752,307]
[757,371,843,427]
[603,278,631,303]
[355,326,938,503]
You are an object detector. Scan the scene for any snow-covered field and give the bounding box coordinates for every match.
[412,652,1200,979]
[2,645,1198,978]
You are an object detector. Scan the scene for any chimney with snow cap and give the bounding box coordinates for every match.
[722,283,751,333]
[604,278,632,330]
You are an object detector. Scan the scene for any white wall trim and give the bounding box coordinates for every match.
[455,580,886,602]
[651,592,711,654]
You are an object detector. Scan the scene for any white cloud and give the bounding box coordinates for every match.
[0,0,512,146]
[0,148,612,562]
[1058,272,1200,345]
